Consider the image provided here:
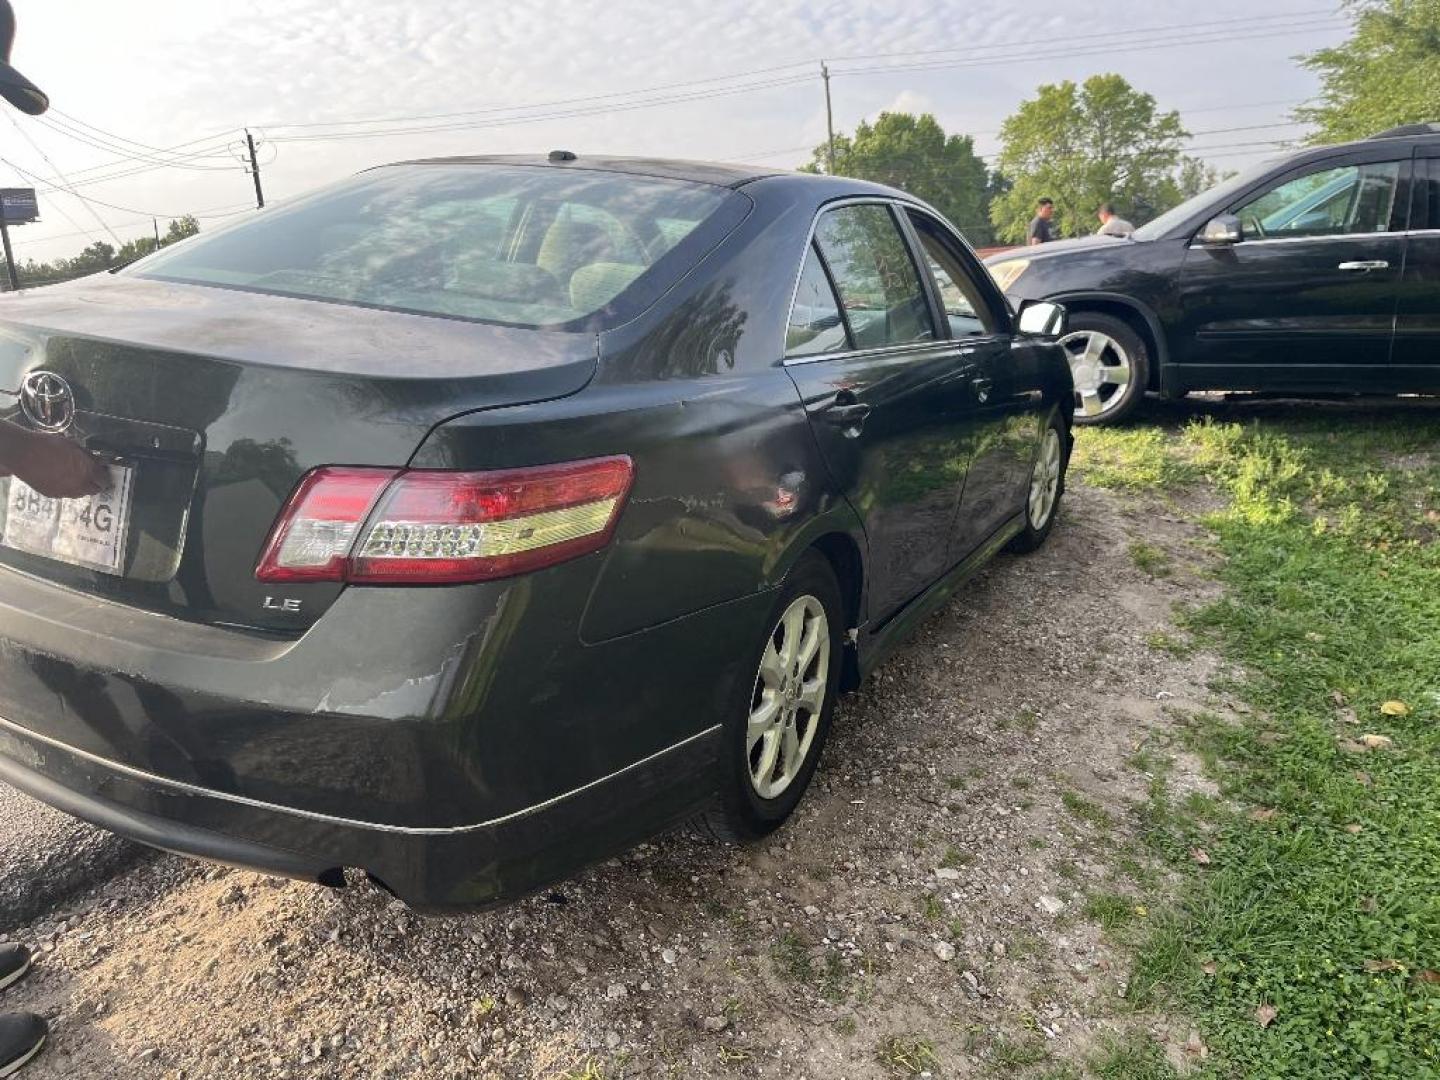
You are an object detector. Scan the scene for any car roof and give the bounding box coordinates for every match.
[382,153,914,200]
[387,153,782,189]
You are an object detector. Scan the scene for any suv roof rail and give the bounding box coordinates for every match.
[1369,122,1440,139]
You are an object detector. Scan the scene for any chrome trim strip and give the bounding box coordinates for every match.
[1199,230,1410,248]
[0,714,722,836]
[782,339,942,368]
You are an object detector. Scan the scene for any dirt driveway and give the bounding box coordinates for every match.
[3,479,1225,1079]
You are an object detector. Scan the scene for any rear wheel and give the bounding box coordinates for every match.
[702,552,843,840]
[1059,312,1149,424]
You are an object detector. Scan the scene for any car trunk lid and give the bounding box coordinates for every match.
[0,275,595,632]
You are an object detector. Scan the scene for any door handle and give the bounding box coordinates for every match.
[818,389,872,435]
[1337,260,1389,272]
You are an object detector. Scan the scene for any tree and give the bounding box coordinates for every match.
[12,216,202,289]
[804,112,995,245]
[989,75,1189,243]
[1296,0,1440,143]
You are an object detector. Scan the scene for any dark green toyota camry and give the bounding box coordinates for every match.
[0,154,1073,909]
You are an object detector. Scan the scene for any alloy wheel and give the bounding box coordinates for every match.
[1029,426,1063,529]
[747,595,830,800]
[1059,329,1132,419]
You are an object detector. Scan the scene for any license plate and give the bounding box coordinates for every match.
[2,463,135,575]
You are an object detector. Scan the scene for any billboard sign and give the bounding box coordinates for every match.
[0,188,37,224]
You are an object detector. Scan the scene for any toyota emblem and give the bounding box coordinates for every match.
[19,370,75,433]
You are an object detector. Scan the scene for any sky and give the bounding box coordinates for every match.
[3,0,1350,263]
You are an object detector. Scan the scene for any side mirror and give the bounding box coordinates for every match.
[1199,214,1242,245]
[1017,300,1066,339]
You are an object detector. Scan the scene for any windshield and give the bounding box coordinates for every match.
[131,164,746,329]
[1132,159,1280,241]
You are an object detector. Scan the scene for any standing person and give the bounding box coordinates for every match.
[1096,202,1136,238]
[1027,198,1056,246]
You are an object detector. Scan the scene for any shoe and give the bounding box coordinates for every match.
[0,948,29,994]
[0,1013,45,1077]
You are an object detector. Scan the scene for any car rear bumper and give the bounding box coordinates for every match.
[0,713,721,910]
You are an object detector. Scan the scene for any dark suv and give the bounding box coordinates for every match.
[986,124,1440,423]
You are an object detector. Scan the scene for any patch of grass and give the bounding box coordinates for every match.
[1113,411,1440,1076]
[1027,837,1049,851]
[920,893,944,921]
[940,846,971,870]
[834,1015,858,1037]
[1088,1031,1177,1079]
[1060,789,1115,830]
[770,931,813,984]
[1015,708,1040,735]
[945,774,967,791]
[1129,540,1172,578]
[1144,630,1193,657]
[1083,891,1138,934]
[991,1033,1050,1069]
[1071,426,1203,491]
[1012,776,1034,790]
[877,1034,940,1075]
[558,1059,612,1080]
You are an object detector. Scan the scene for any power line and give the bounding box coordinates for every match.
[5,116,122,245]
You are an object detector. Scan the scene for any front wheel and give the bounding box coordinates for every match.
[702,552,843,840]
[1008,414,1069,554]
[1059,312,1149,425]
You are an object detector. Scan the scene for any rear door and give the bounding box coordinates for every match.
[900,207,1040,562]
[783,200,973,622]
[1391,148,1440,387]
[1175,147,1409,386]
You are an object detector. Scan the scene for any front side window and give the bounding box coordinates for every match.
[905,210,1000,338]
[785,242,848,358]
[814,204,935,349]
[1232,160,1403,239]
[131,164,745,329]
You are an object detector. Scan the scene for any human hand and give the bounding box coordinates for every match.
[1,427,110,499]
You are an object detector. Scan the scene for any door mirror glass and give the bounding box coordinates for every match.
[1200,214,1243,245]
[1017,300,1066,338]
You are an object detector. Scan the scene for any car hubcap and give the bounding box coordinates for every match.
[1059,329,1132,419]
[747,595,829,800]
[1029,427,1062,529]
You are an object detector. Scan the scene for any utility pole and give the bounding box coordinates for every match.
[245,128,265,209]
[821,61,836,175]
[152,217,160,248]
[0,219,15,291]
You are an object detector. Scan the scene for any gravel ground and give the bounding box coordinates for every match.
[2,480,1233,1079]
[0,784,145,933]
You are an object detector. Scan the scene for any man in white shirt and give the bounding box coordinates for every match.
[1096,202,1136,238]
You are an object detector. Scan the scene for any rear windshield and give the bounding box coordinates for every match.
[131,164,748,330]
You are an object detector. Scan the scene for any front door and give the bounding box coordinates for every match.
[1174,150,1409,389]
[783,202,975,623]
[901,207,1042,562]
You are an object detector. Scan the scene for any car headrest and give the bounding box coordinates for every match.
[447,256,564,303]
[569,262,645,314]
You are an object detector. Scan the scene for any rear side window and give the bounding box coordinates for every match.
[1232,160,1403,239]
[814,204,935,349]
[785,243,849,358]
[131,165,748,330]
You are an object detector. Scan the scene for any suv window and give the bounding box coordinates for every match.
[814,204,935,349]
[905,210,1000,338]
[785,242,849,358]
[1233,160,1403,240]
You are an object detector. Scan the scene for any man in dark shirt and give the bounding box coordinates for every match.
[1027,198,1056,246]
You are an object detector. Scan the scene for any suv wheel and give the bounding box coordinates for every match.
[1059,312,1149,424]
[702,552,842,840]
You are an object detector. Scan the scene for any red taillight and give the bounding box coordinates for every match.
[255,457,633,585]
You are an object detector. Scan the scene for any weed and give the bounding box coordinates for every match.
[920,893,944,921]
[876,1034,940,1075]
[1082,891,1137,933]
[834,1015,858,1037]
[939,846,971,870]
[1088,1031,1177,1079]
[771,931,812,983]
[991,1034,1050,1068]
[1060,789,1115,830]
[1129,540,1172,577]
[1144,630,1193,657]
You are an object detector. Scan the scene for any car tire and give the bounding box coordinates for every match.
[1008,412,1069,554]
[1059,312,1149,425]
[701,551,844,842]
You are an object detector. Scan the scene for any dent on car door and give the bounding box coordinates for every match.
[1176,153,1409,385]
[900,208,1042,564]
[1392,152,1440,386]
[782,202,973,623]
